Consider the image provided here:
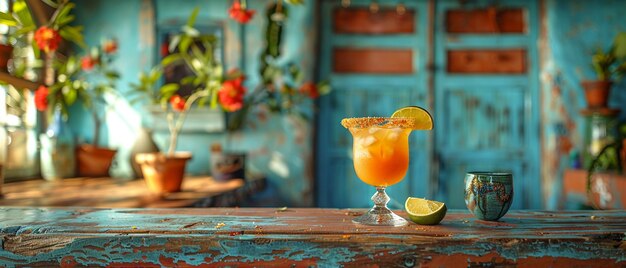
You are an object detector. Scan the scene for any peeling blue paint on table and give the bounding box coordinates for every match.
[0,208,624,266]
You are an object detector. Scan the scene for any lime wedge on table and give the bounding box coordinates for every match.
[405,197,447,225]
[391,106,433,130]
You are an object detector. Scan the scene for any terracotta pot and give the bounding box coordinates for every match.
[135,152,192,195]
[0,44,13,72]
[581,80,612,108]
[76,144,117,177]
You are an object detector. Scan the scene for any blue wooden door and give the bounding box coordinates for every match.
[433,0,541,209]
[316,0,541,210]
[316,0,431,209]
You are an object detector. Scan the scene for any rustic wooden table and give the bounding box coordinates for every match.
[0,176,265,208]
[0,208,624,266]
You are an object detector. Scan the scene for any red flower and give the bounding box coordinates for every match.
[103,40,118,54]
[34,86,49,111]
[299,82,319,99]
[219,78,246,112]
[81,56,98,71]
[229,1,255,24]
[170,95,186,112]
[161,42,169,57]
[34,26,61,53]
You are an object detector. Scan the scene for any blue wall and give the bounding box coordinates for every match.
[541,0,626,208]
[71,0,318,207]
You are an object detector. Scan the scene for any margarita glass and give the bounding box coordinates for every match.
[341,117,417,226]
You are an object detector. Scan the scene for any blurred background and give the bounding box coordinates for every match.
[0,0,625,211]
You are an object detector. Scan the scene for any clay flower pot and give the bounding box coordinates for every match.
[135,152,192,195]
[581,80,612,108]
[76,144,117,177]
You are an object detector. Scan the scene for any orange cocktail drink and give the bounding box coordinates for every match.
[341,107,432,227]
[350,126,411,187]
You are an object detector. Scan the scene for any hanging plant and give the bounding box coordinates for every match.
[226,0,330,131]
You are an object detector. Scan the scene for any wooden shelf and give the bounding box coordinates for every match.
[0,176,266,208]
[0,71,40,90]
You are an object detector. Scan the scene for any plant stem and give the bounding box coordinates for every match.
[92,109,100,146]
[165,111,176,156]
[166,90,210,156]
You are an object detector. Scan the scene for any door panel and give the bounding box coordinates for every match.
[441,86,525,152]
[434,0,540,209]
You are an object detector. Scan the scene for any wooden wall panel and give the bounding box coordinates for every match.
[447,49,526,74]
[333,8,415,34]
[446,8,525,33]
[333,48,413,74]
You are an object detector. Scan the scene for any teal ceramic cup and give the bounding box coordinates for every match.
[464,172,513,221]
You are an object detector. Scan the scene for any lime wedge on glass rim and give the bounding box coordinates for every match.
[405,197,447,225]
[391,106,433,130]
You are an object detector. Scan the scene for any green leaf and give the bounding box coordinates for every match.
[289,64,303,83]
[105,71,120,80]
[51,2,74,27]
[13,0,34,28]
[63,86,77,105]
[316,80,331,95]
[59,25,86,47]
[159,83,179,96]
[161,53,182,66]
[0,12,18,26]
[193,76,204,86]
[285,0,304,5]
[55,14,75,27]
[614,32,626,59]
[180,76,195,85]
[190,44,205,62]
[186,7,200,28]
[179,35,191,54]
[149,67,162,82]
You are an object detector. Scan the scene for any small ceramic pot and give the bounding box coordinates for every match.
[464,172,513,221]
[210,152,245,182]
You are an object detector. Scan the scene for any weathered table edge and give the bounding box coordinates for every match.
[0,208,624,267]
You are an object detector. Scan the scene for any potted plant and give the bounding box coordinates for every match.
[72,39,120,177]
[581,32,626,108]
[586,123,626,209]
[25,0,85,180]
[130,8,245,195]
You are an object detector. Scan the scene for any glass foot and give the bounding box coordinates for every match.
[352,207,408,226]
[352,186,408,226]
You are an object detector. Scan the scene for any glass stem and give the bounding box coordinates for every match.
[372,186,391,211]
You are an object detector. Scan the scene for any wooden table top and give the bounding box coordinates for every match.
[0,176,255,208]
[0,208,624,266]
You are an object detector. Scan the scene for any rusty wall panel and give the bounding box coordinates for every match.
[333,48,413,74]
[333,8,415,34]
[447,49,526,74]
[446,8,526,33]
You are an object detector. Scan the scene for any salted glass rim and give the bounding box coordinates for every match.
[341,117,416,129]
